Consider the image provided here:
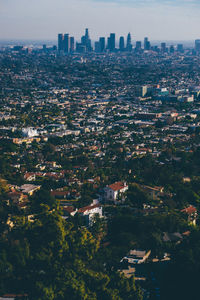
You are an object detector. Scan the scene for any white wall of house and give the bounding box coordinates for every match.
[82,206,103,218]
[104,185,128,203]
[80,206,103,225]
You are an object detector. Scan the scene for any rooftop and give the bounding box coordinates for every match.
[108,181,127,191]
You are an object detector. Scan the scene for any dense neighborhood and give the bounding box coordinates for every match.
[1,44,200,299]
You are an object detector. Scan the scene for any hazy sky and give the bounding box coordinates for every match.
[0,0,200,41]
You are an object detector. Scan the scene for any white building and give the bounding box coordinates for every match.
[20,184,40,196]
[78,203,103,225]
[121,249,151,265]
[104,182,128,204]
[22,127,38,137]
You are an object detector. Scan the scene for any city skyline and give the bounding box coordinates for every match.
[56,29,200,54]
[0,0,200,40]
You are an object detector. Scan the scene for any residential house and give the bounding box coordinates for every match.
[78,202,103,225]
[181,205,197,225]
[121,249,151,265]
[51,190,69,199]
[62,206,78,217]
[24,172,36,181]
[19,184,40,196]
[104,181,128,203]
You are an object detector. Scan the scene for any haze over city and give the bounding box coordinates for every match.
[0,0,200,41]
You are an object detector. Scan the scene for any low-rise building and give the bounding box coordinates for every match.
[19,184,41,196]
[78,203,103,225]
[121,249,151,265]
[104,181,128,203]
[181,205,197,225]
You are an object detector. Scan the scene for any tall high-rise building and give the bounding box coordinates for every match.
[108,33,115,52]
[195,40,200,51]
[63,34,70,53]
[86,28,92,51]
[144,37,150,50]
[99,37,105,52]
[161,42,166,52]
[119,36,125,51]
[58,33,64,51]
[107,37,111,50]
[177,44,184,53]
[70,37,75,53]
[126,32,132,51]
[81,28,92,52]
[58,33,71,53]
[85,28,89,40]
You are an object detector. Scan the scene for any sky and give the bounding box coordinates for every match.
[0,0,200,41]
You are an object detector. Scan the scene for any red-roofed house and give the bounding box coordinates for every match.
[181,205,197,225]
[62,206,78,217]
[78,203,103,225]
[24,172,36,181]
[104,181,128,204]
[51,190,69,199]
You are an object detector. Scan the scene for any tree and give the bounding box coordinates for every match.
[126,184,150,208]
[30,189,58,213]
[0,208,143,299]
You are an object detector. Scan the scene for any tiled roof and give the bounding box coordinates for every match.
[24,172,35,179]
[181,205,197,215]
[51,190,69,196]
[108,181,127,191]
[78,204,101,213]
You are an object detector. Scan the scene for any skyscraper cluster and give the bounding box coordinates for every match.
[57,29,200,55]
[58,33,75,53]
[58,29,133,54]
[76,28,92,53]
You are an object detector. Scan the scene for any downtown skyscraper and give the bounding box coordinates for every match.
[57,28,197,55]
[107,33,116,52]
[58,33,75,53]
[126,33,132,51]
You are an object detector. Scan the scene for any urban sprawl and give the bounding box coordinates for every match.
[1,28,200,299]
